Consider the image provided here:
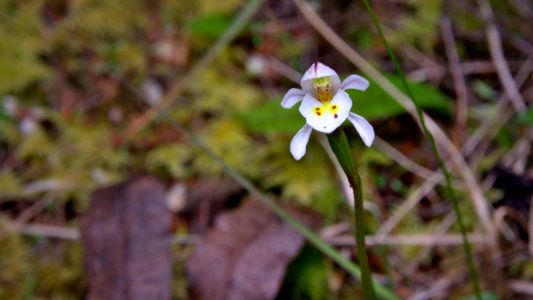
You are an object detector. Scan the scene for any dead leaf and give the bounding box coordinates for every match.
[81,176,172,300]
[187,199,320,300]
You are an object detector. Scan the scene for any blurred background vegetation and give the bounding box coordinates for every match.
[0,0,532,298]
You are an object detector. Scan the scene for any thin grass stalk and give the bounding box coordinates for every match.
[361,1,482,298]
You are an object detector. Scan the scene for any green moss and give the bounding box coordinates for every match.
[0,220,27,299]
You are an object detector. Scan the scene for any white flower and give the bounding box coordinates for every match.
[281,62,375,160]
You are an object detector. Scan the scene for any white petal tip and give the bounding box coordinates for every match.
[290,125,313,160]
[291,153,304,160]
[281,88,305,109]
[280,102,291,109]
[348,112,375,147]
[363,136,374,147]
[341,75,370,91]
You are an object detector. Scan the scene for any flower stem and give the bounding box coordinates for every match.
[328,129,375,300]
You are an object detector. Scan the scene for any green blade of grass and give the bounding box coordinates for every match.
[361,1,482,299]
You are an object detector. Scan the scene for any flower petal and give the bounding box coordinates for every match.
[281,88,305,109]
[300,62,341,94]
[340,74,369,91]
[290,124,313,160]
[299,91,352,134]
[298,94,324,129]
[348,112,374,147]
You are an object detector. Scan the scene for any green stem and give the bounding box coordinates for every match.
[328,129,375,300]
[361,1,482,299]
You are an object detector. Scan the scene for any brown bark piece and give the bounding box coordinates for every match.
[81,176,172,300]
[187,199,319,300]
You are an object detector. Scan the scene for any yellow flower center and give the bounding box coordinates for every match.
[313,103,340,119]
[313,77,333,103]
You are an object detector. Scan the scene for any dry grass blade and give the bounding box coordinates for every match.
[5,223,80,240]
[323,233,488,246]
[377,177,442,236]
[509,280,533,296]
[0,197,51,241]
[440,17,469,141]
[477,0,527,112]
[373,138,446,185]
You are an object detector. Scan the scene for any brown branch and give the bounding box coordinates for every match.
[440,18,469,142]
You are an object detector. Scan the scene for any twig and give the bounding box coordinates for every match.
[509,280,533,296]
[323,233,488,246]
[501,137,531,173]
[440,17,469,141]
[530,197,533,256]
[408,277,453,300]
[6,223,79,240]
[5,222,201,245]
[493,206,529,242]
[477,0,527,112]
[462,57,533,155]
[0,197,52,241]
[511,36,533,56]
[411,212,456,266]
[400,45,442,85]
[377,176,441,235]
[268,57,302,83]
[373,137,451,186]
[408,60,528,82]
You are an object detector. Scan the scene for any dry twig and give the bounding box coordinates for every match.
[440,17,469,141]
[477,0,527,112]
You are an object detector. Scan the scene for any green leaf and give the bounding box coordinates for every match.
[185,14,233,38]
[348,74,451,120]
[472,80,497,101]
[277,245,329,300]
[517,109,533,124]
[462,291,497,300]
[237,100,305,134]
